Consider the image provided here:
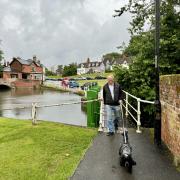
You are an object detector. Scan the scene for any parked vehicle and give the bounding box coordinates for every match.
[81,76,87,80]
[68,81,79,88]
[86,77,93,80]
[81,82,98,90]
[95,76,106,79]
[57,78,63,81]
[69,78,77,81]
[81,82,91,90]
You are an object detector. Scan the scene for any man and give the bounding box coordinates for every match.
[103,75,123,136]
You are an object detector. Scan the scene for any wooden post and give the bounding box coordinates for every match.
[31,103,37,125]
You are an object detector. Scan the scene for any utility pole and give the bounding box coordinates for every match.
[154,0,161,145]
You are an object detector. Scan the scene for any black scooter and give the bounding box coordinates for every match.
[119,101,136,173]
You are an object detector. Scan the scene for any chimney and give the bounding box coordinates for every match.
[4,60,6,67]
[87,58,90,64]
[33,55,37,62]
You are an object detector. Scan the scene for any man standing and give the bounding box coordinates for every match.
[103,75,123,136]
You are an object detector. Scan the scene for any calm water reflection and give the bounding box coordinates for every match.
[0,88,87,126]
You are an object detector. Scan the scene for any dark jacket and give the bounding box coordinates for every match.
[103,82,123,106]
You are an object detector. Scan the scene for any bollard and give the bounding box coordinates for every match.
[32,103,37,125]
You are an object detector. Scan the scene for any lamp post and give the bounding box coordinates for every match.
[154,0,161,145]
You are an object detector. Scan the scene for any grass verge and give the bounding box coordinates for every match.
[48,72,112,79]
[77,79,106,88]
[0,118,97,180]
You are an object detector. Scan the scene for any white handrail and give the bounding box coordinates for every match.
[122,90,155,133]
[99,90,155,133]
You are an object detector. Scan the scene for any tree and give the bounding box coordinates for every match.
[113,0,180,127]
[62,63,77,77]
[56,65,63,75]
[103,52,122,61]
[0,41,3,72]
[45,68,56,76]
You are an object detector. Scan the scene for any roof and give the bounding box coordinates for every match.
[78,61,102,68]
[3,66,12,72]
[78,56,132,69]
[10,57,41,67]
[102,57,132,66]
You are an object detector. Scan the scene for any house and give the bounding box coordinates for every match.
[0,56,44,89]
[102,56,131,70]
[77,56,131,75]
[77,58,104,75]
[2,56,43,81]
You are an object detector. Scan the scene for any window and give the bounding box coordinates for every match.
[32,65,35,72]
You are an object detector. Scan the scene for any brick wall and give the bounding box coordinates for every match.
[13,80,41,89]
[10,59,22,72]
[22,62,43,73]
[160,74,180,166]
[3,72,11,79]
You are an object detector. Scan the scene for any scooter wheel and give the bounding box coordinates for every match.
[119,157,124,167]
[125,161,132,173]
[128,165,132,173]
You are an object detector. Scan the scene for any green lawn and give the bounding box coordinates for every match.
[48,72,112,79]
[77,79,107,88]
[0,118,97,180]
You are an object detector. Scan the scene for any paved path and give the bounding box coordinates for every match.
[71,129,180,180]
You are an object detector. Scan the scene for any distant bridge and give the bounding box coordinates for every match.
[0,79,15,89]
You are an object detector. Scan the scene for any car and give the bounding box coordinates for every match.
[69,78,75,81]
[95,76,106,79]
[57,78,63,81]
[81,82,91,90]
[86,77,93,80]
[68,81,79,88]
[81,82,98,90]
[80,76,87,80]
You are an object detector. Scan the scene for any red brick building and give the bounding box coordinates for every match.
[2,56,43,80]
[1,56,44,88]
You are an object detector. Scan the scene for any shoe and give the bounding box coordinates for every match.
[106,132,111,136]
[106,132,114,136]
[111,132,115,136]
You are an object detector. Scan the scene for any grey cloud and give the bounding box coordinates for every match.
[0,0,130,67]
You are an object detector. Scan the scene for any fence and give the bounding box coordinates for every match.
[98,90,155,133]
[1,88,155,132]
[1,99,100,125]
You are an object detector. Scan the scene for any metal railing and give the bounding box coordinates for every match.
[98,90,155,133]
[1,88,156,132]
[1,99,100,125]
[122,90,155,133]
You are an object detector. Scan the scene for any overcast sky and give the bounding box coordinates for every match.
[0,0,131,67]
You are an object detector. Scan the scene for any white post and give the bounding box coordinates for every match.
[136,98,142,133]
[98,100,104,132]
[98,91,103,132]
[125,92,128,117]
[32,103,37,125]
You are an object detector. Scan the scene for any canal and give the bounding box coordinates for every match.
[0,88,87,126]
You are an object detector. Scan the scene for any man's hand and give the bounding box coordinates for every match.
[119,100,123,104]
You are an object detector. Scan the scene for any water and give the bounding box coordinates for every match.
[0,88,87,126]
